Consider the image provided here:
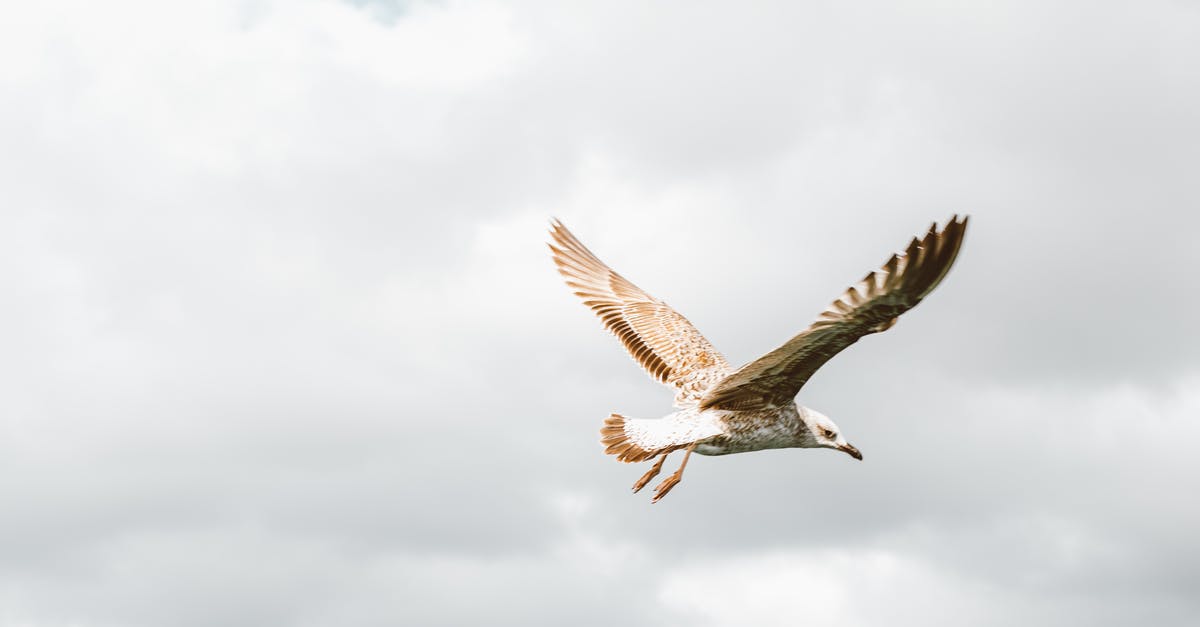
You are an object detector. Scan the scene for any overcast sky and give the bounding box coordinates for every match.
[2,1,1198,625]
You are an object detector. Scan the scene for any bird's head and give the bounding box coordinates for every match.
[801,407,862,460]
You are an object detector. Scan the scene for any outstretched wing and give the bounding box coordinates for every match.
[700,215,969,411]
[549,219,731,407]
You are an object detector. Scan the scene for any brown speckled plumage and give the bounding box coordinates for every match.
[549,216,968,502]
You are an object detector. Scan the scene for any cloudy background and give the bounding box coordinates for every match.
[2,0,1199,625]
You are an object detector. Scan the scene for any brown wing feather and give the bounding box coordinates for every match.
[699,215,969,411]
[548,219,731,406]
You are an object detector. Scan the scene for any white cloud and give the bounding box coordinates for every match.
[658,548,1004,627]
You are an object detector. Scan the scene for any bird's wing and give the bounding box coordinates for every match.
[699,215,968,411]
[549,219,731,407]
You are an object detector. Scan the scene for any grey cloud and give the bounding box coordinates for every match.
[1,0,1198,625]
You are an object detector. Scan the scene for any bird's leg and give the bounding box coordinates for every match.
[652,443,696,503]
[632,453,669,493]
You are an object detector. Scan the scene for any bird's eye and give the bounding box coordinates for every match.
[823,429,836,440]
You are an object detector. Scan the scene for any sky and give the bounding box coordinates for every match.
[1,0,1198,625]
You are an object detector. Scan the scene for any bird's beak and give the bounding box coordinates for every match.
[838,443,863,460]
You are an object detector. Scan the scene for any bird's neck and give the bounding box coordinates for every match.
[791,404,823,448]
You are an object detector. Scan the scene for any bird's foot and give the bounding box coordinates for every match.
[632,454,668,493]
[651,472,682,503]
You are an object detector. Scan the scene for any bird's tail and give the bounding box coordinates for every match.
[601,414,670,463]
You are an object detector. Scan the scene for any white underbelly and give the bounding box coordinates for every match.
[693,425,799,456]
[692,406,803,456]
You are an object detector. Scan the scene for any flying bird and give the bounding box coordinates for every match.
[548,216,968,502]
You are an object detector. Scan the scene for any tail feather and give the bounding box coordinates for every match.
[601,414,662,463]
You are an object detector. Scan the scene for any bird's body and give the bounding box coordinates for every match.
[693,404,809,456]
[549,216,968,502]
[613,404,810,457]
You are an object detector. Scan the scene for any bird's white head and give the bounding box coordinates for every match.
[800,407,862,460]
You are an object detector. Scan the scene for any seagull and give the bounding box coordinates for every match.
[548,216,968,502]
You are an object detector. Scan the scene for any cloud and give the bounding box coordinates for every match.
[0,0,1198,625]
[659,548,1008,627]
